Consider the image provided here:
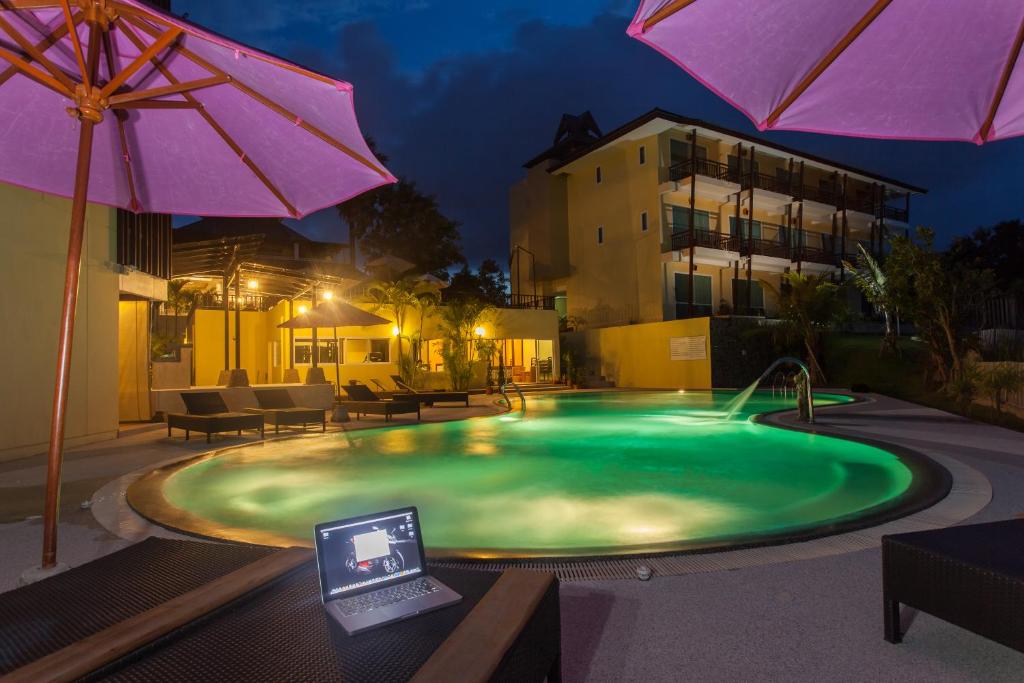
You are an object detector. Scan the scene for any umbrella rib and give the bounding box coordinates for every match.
[0,14,76,91]
[0,10,80,88]
[978,15,1024,142]
[121,13,390,180]
[196,105,300,217]
[99,26,181,99]
[116,20,298,217]
[102,29,140,212]
[106,74,228,105]
[765,0,893,129]
[641,0,701,32]
[0,43,72,95]
[58,0,88,91]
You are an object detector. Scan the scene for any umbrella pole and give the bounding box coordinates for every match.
[41,117,96,569]
[333,326,341,401]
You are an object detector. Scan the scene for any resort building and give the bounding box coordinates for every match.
[0,185,170,461]
[161,218,559,405]
[510,109,925,388]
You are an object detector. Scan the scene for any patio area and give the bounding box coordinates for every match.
[1,393,1022,680]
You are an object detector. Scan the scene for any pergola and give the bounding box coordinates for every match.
[171,235,364,375]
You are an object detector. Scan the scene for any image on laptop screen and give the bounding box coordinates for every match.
[316,509,425,599]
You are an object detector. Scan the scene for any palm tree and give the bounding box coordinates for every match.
[367,277,441,383]
[438,298,494,391]
[843,244,897,355]
[770,272,847,384]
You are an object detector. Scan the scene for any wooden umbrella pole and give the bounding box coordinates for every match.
[41,116,96,568]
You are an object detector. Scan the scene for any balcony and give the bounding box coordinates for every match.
[668,228,740,253]
[117,210,171,280]
[666,223,845,269]
[668,157,735,183]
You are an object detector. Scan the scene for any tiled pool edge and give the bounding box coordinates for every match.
[92,393,992,580]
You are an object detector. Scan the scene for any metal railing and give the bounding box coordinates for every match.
[668,157,735,182]
[500,382,526,414]
[117,210,171,279]
[668,227,740,252]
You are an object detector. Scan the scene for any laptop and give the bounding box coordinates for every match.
[314,506,462,635]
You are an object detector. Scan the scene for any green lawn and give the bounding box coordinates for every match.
[823,334,1024,432]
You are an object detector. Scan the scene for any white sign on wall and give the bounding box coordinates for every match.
[669,335,706,361]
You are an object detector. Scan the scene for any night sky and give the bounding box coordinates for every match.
[175,0,1024,265]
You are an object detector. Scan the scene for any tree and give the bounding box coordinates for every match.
[886,227,994,388]
[367,277,440,384]
[335,139,388,266]
[770,272,847,384]
[360,180,465,277]
[438,298,494,391]
[843,244,897,356]
[946,219,1024,295]
[446,258,509,306]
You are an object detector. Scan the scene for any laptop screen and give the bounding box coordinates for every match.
[315,507,426,600]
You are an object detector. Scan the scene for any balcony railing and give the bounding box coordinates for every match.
[800,184,838,205]
[667,224,851,266]
[668,157,735,183]
[881,204,909,222]
[669,228,741,252]
[504,294,556,310]
[117,210,171,280]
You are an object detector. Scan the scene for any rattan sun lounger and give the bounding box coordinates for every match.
[390,375,470,406]
[883,518,1024,653]
[340,384,420,422]
[166,391,265,443]
[244,388,327,433]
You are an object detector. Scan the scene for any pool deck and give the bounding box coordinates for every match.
[2,391,1023,680]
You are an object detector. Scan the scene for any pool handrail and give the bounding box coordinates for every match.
[758,357,814,423]
[500,382,526,414]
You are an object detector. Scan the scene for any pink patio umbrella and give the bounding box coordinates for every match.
[0,0,394,570]
[629,0,1024,143]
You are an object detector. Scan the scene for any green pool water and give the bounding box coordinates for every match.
[160,391,916,557]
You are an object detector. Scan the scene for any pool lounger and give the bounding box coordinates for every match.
[244,388,327,433]
[166,391,265,443]
[340,384,420,422]
[390,374,470,406]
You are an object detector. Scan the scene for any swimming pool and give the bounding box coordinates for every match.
[130,391,948,558]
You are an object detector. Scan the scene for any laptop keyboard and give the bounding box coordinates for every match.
[336,577,439,617]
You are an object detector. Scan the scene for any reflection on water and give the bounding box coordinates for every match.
[163,391,913,555]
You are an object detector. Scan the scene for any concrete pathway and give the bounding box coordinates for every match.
[1,392,1022,681]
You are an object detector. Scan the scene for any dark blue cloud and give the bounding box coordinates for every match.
[174,1,1024,263]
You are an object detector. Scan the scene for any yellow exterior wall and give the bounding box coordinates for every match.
[559,134,664,327]
[118,300,152,421]
[0,185,119,461]
[574,317,712,389]
[191,303,560,391]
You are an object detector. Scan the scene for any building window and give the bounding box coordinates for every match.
[639,145,647,166]
[732,278,766,316]
[597,226,604,245]
[294,338,340,365]
[641,211,649,232]
[369,339,390,362]
[674,273,712,319]
[596,166,602,184]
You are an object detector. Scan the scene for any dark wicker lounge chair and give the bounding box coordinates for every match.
[339,384,420,422]
[166,392,265,443]
[883,518,1024,653]
[244,388,327,433]
[389,375,470,406]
